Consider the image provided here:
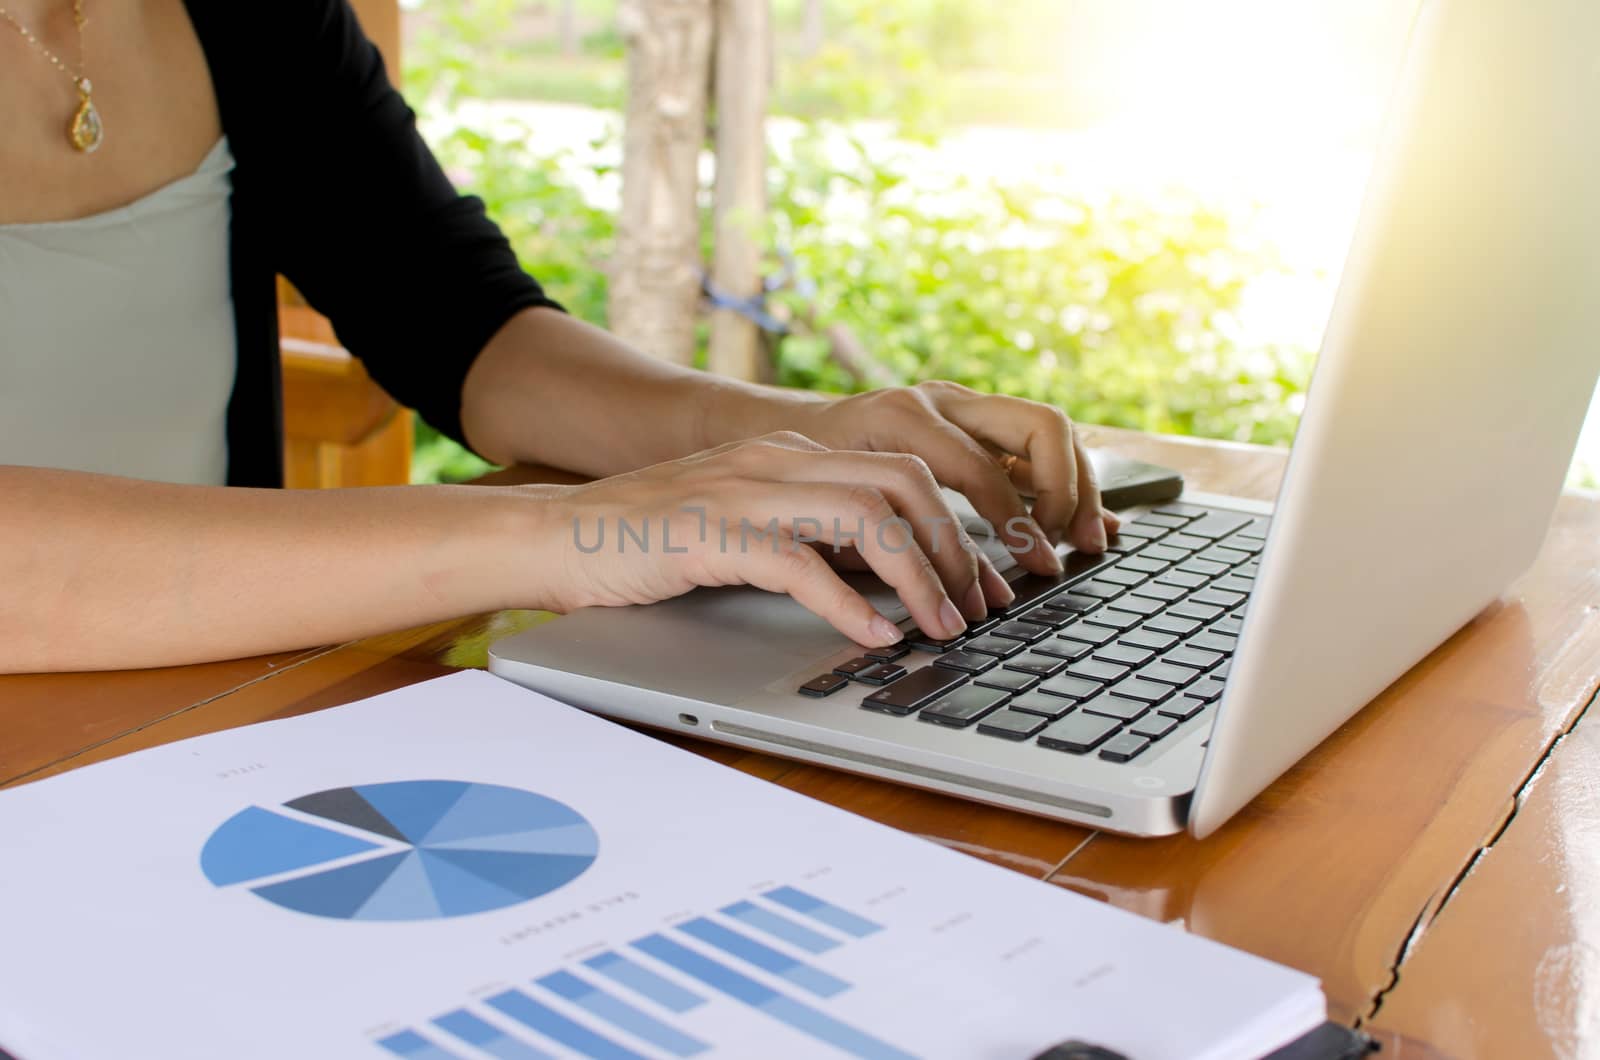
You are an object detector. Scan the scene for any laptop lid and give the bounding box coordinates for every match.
[1189,0,1600,837]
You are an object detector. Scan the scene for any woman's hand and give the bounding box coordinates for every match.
[528,432,1015,647]
[765,381,1120,572]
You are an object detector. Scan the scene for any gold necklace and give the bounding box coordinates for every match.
[0,0,103,154]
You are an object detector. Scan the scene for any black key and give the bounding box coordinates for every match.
[933,650,997,674]
[1032,637,1092,661]
[856,663,907,685]
[865,643,911,662]
[1184,676,1228,701]
[1157,697,1208,720]
[1164,646,1223,670]
[1112,522,1167,540]
[906,632,964,653]
[1082,610,1141,632]
[1078,693,1149,721]
[1130,582,1185,603]
[1191,588,1246,609]
[1037,712,1123,753]
[1183,512,1251,539]
[1137,662,1198,687]
[833,657,876,677]
[1129,712,1179,740]
[1189,631,1238,654]
[1099,732,1153,763]
[1042,593,1100,613]
[1062,548,1119,579]
[976,709,1048,740]
[1005,653,1069,679]
[1145,615,1203,637]
[1097,568,1147,588]
[1168,601,1224,623]
[964,635,1025,658]
[1153,503,1209,519]
[1057,621,1117,647]
[975,668,1040,694]
[1095,643,1156,668]
[1065,658,1130,684]
[1009,690,1075,718]
[1106,595,1163,618]
[860,665,967,714]
[1121,628,1179,652]
[1156,569,1209,590]
[1199,545,1251,567]
[1215,575,1254,594]
[992,620,1050,643]
[1038,674,1103,700]
[1133,513,1188,530]
[1104,534,1146,554]
[966,616,1003,636]
[999,561,1104,614]
[1141,544,1189,563]
[1017,607,1071,630]
[1161,532,1209,552]
[798,673,849,698]
[1071,580,1124,600]
[1118,556,1168,574]
[919,685,1010,727]
[1176,558,1228,577]
[1213,616,1245,636]
[1103,677,1174,704]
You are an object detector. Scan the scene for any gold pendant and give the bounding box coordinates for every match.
[68,78,103,154]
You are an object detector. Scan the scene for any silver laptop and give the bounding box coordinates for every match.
[492,0,1600,838]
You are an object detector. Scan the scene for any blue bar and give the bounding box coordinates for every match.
[631,934,916,1060]
[677,917,849,997]
[486,990,651,1060]
[433,1009,556,1060]
[583,950,705,1013]
[763,886,883,938]
[537,970,710,1057]
[376,1030,465,1060]
[721,900,842,954]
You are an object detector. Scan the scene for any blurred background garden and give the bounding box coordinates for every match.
[398,0,1600,489]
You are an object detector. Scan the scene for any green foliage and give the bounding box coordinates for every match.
[402,1,1315,483]
[768,131,1312,444]
[403,0,518,112]
[412,420,497,484]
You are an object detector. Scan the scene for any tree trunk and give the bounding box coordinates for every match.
[707,0,771,381]
[558,0,580,55]
[612,0,715,364]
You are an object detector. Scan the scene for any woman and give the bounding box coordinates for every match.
[0,0,1116,674]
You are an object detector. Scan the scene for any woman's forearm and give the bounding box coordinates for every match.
[0,466,545,674]
[460,307,816,476]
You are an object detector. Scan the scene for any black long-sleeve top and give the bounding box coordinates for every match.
[183,0,561,486]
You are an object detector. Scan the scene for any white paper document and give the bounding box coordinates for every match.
[0,671,1323,1060]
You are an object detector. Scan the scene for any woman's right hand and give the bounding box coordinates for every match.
[525,432,1020,647]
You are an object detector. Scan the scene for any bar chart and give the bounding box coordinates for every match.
[373,885,913,1060]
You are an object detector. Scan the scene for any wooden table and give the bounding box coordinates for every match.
[5,427,1597,1059]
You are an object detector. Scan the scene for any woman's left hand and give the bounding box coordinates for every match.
[775,381,1120,575]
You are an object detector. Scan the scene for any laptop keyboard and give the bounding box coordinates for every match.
[795,504,1267,764]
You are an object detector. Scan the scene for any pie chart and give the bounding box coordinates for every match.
[200,780,599,921]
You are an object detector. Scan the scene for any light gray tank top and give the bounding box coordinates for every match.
[0,138,237,485]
